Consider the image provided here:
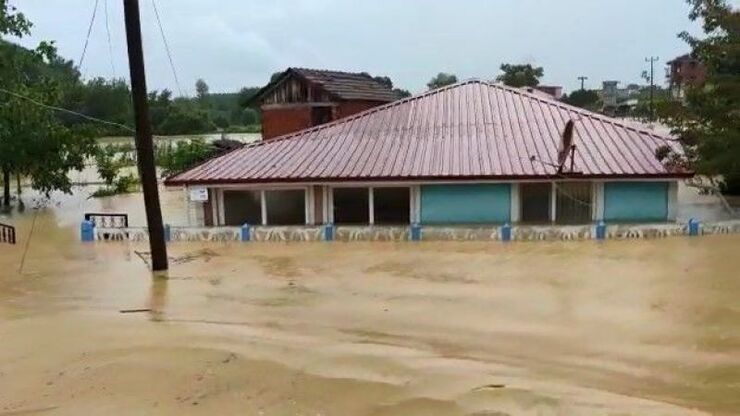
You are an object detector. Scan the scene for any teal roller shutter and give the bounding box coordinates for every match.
[604,182,668,222]
[421,184,511,224]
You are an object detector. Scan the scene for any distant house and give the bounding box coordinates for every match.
[167,80,690,229]
[667,54,706,99]
[248,68,399,140]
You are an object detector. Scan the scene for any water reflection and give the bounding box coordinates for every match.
[148,275,169,322]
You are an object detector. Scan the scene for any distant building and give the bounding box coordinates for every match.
[247,68,399,140]
[600,81,641,108]
[667,54,707,99]
[521,85,563,100]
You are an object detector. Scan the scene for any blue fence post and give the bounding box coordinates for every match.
[80,220,95,242]
[164,224,171,242]
[324,223,335,241]
[501,223,512,242]
[410,223,422,241]
[595,220,606,240]
[241,223,251,242]
[688,218,700,236]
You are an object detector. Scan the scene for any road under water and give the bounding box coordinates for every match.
[0,188,738,415]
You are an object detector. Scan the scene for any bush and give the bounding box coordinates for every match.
[95,145,123,186]
[115,173,139,193]
[156,138,217,176]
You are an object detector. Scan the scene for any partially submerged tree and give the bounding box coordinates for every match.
[427,73,458,90]
[655,0,740,194]
[496,64,544,87]
[1,4,96,206]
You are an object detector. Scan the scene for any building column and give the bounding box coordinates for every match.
[667,181,678,221]
[259,190,267,225]
[410,186,421,224]
[326,187,334,224]
[593,181,605,221]
[368,187,375,225]
[208,188,224,226]
[510,183,520,223]
[550,182,557,223]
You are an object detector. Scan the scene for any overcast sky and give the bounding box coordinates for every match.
[12,0,720,96]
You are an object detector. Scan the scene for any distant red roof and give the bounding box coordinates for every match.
[167,80,689,186]
[250,68,400,105]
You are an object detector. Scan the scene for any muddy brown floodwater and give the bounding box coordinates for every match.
[0,188,739,415]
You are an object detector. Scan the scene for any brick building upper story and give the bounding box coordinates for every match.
[248,68,400,140]
[667,54,707,98]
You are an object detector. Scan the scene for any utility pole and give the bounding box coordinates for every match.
[123,0,168,272]
[645,56,659,122]
[577,76,588,91]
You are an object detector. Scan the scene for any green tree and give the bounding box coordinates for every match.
[195,78,209,102]
[0,1,30,36]
[95,145,122,187]
[393,88,412,99]
[427,72,458,90]
[561,89,601,111]
[157,100,215,135]
[156,138,216,176]
[496,64,544,87]
[62,77,132,135]
[1,4,96,206]
[372,75,393,89]
[655,0,740,194]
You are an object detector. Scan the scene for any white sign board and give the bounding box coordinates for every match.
[189,187,209,202]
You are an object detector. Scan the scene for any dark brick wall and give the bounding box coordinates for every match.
[261,100,388,140]
[261,106,313,140]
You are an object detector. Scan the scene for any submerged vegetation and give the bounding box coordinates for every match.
[155,138,218,177]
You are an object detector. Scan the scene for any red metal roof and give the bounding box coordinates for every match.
[167,80,688,185]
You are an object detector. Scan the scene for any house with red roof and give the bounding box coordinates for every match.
[166,80,690,229]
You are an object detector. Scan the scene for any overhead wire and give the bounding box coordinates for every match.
[151,0,184,97]
[0,87,135,132]
[103,0,116,78]
[78,0,101,71]
[0,87,178,143]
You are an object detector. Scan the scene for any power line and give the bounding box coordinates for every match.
[0,87,134,132]
[103,0,116,77]
[79,0,101,71]
[151,0,184,97]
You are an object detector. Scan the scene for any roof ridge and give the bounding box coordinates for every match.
[480,80,677,142]
[292,67,374,78]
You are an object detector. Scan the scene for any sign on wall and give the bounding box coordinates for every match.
[189,187,209,202]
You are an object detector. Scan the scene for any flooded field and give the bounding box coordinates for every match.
[0,187,739,415]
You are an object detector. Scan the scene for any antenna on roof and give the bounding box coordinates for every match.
[556,119,577,174]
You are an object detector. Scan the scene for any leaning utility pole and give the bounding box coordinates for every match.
[577,76,588,91]
[645,56,659,122]
[123,0,168,272]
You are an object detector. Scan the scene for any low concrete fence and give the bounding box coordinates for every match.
[80,219,740,243]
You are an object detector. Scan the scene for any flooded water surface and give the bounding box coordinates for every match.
[0,189,739,415]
